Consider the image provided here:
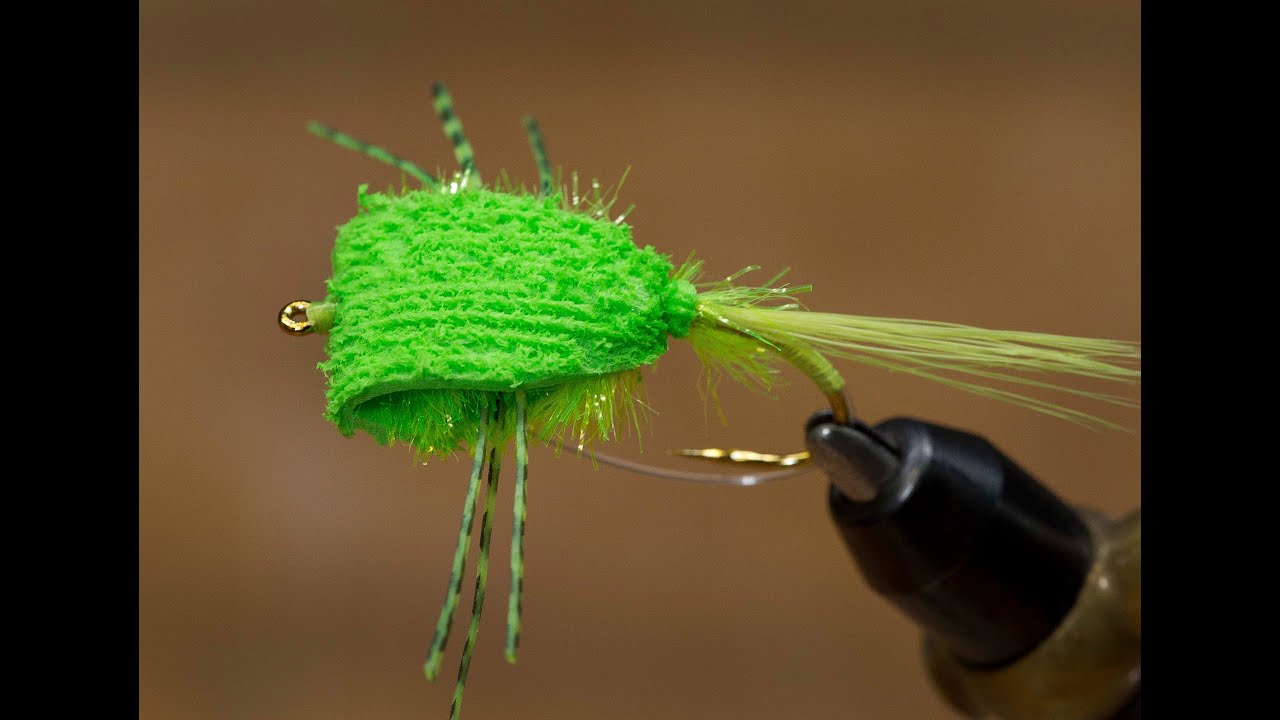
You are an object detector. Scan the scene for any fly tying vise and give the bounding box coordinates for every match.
[277,83,1140,718]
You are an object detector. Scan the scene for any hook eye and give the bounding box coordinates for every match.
[278,300,315,336]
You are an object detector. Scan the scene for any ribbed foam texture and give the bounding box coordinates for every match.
[319,186,697,446]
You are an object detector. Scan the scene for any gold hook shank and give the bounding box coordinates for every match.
[676,388,852,469]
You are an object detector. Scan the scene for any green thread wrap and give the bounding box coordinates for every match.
[663,280,697,339]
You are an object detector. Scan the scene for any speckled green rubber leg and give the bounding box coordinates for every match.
[522,117,553,197]
[306,121,439,189]
[450,431,503,720]
[431,82,480,184]
[505,391,528,663]
[423,420,489,680]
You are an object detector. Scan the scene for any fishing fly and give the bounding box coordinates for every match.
[276,82,1139,718]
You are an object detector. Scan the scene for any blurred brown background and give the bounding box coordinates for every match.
[140,1,1139,718]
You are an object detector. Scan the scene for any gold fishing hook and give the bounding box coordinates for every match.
[672,314,852,470]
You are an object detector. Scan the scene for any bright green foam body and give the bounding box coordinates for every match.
[319,186,697,449]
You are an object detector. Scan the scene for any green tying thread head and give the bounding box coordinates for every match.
[278,82,1140,720]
